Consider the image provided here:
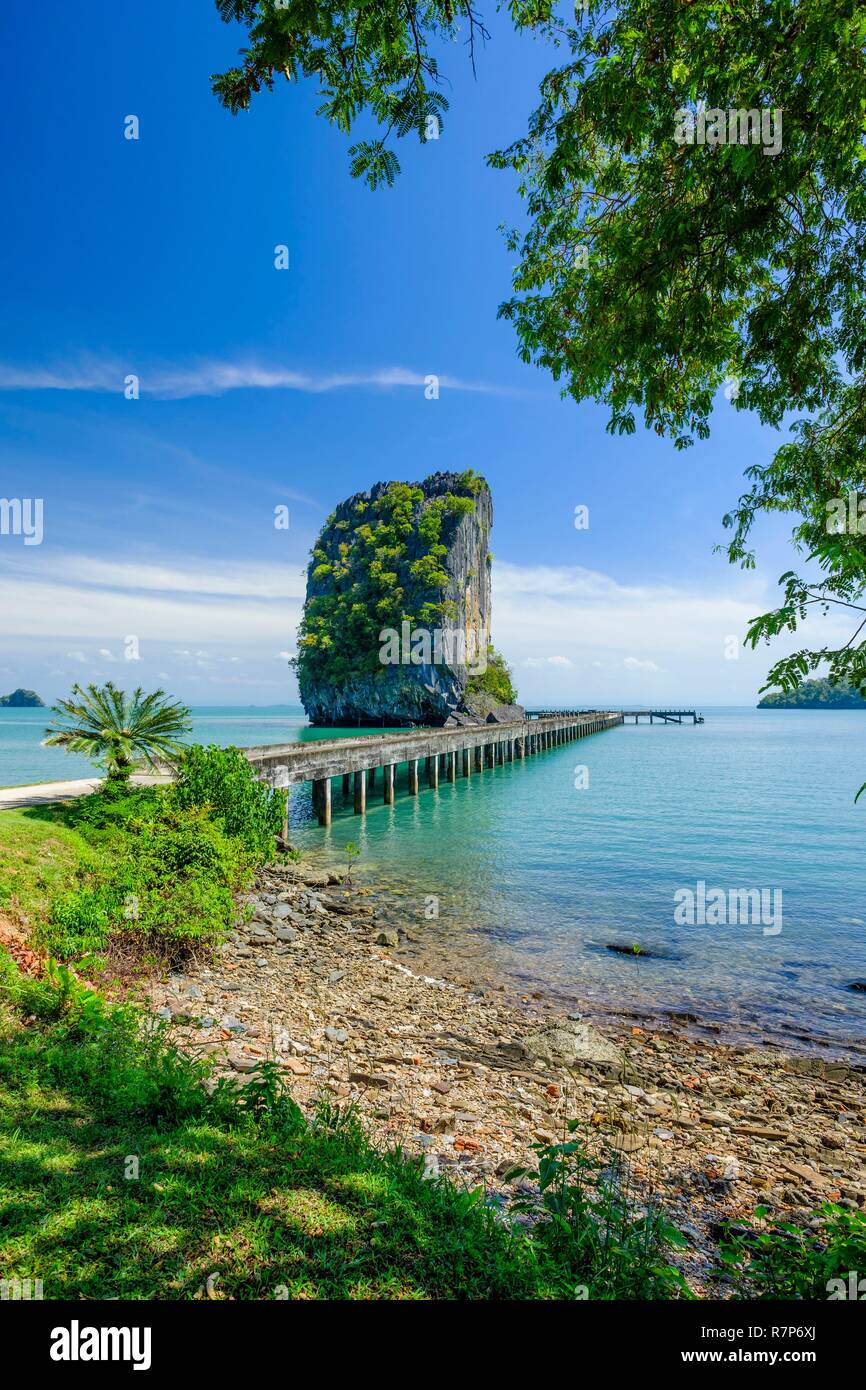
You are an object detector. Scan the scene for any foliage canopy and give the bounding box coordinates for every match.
[213,0,866,732]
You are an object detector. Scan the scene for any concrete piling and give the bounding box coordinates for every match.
[314,776,332,827]
[247,713,624,824]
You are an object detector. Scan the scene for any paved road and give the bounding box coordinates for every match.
[0,774,172,810]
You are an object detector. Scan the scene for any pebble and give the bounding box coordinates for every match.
[143,860,866,1297]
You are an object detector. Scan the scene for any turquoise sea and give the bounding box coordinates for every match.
[0,705,346,787]
[2,704,864,1053]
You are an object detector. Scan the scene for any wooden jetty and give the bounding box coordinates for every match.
[619,709,704,725]
[529,709,703,724]
[245,711,622,828]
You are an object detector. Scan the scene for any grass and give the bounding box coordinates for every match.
[0,808,105,931]
[0,975,571,1300]
[0,788,257,967]
[1,796,861,1302]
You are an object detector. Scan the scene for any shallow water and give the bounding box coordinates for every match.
[289,709,866,1054]
[3,703,864,1053]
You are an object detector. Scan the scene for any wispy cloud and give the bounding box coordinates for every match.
[0,551,850,704]
[45,555,307,601]
[492,560,852,701]
[0,356,506,400]
[0,553,301,643]
[624,656,660,672]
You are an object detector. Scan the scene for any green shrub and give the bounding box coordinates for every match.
[60,781,164,834]
[37,795,255,964]
[466,644,518,705]
[44,884,120,962]
[505,1127,690,1300]
[173,744,285,860]
[116,804,253,957]
[718,1203,866,1299]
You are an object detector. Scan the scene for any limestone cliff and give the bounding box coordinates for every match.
[295,471,521,726]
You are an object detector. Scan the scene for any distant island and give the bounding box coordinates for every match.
[0,688,45,708]
[758,678,866,709]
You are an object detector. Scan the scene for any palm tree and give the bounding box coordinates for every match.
[44,683,192,785]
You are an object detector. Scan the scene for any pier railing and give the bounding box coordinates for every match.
[246,711,623,827]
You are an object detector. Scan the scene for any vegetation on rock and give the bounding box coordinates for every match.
[0,688,44,708]
[296,471,496,718]
[759,678,866,709]
[466,644,518,706]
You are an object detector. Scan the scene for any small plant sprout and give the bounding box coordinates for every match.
[343,841,361,884]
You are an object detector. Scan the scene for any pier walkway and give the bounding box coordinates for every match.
[245,711,623,827]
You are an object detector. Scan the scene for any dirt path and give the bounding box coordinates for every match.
[0,774,172,810]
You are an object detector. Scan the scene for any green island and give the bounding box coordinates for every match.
[0,688,44,708]
[296,469,518,725]
[298,471,483,688]
[758,679,866,709]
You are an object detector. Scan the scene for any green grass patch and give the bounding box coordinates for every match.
[0,958,686,1300]
[0,977,545,1299]
[0,783,256,968]
[0,808,106,931]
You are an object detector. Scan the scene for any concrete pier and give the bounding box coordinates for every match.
[247,711,623,825]
[383,762,395,804]
[313,775,332,826]
[353,769,366,815]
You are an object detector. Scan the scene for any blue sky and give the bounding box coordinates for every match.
[0,1,838,707]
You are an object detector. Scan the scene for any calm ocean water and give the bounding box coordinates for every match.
[2,704,864,1052]
[0,705,358,786]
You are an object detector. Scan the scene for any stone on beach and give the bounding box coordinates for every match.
[520,1019,624,1073]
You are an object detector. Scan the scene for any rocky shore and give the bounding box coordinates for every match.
[145,861,866,1291]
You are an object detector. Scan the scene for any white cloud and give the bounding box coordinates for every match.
[0,356,506,400]
[1,550,853,706]
[50,555,306,601]
[624,656,660,671]
[492,560,853,703]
